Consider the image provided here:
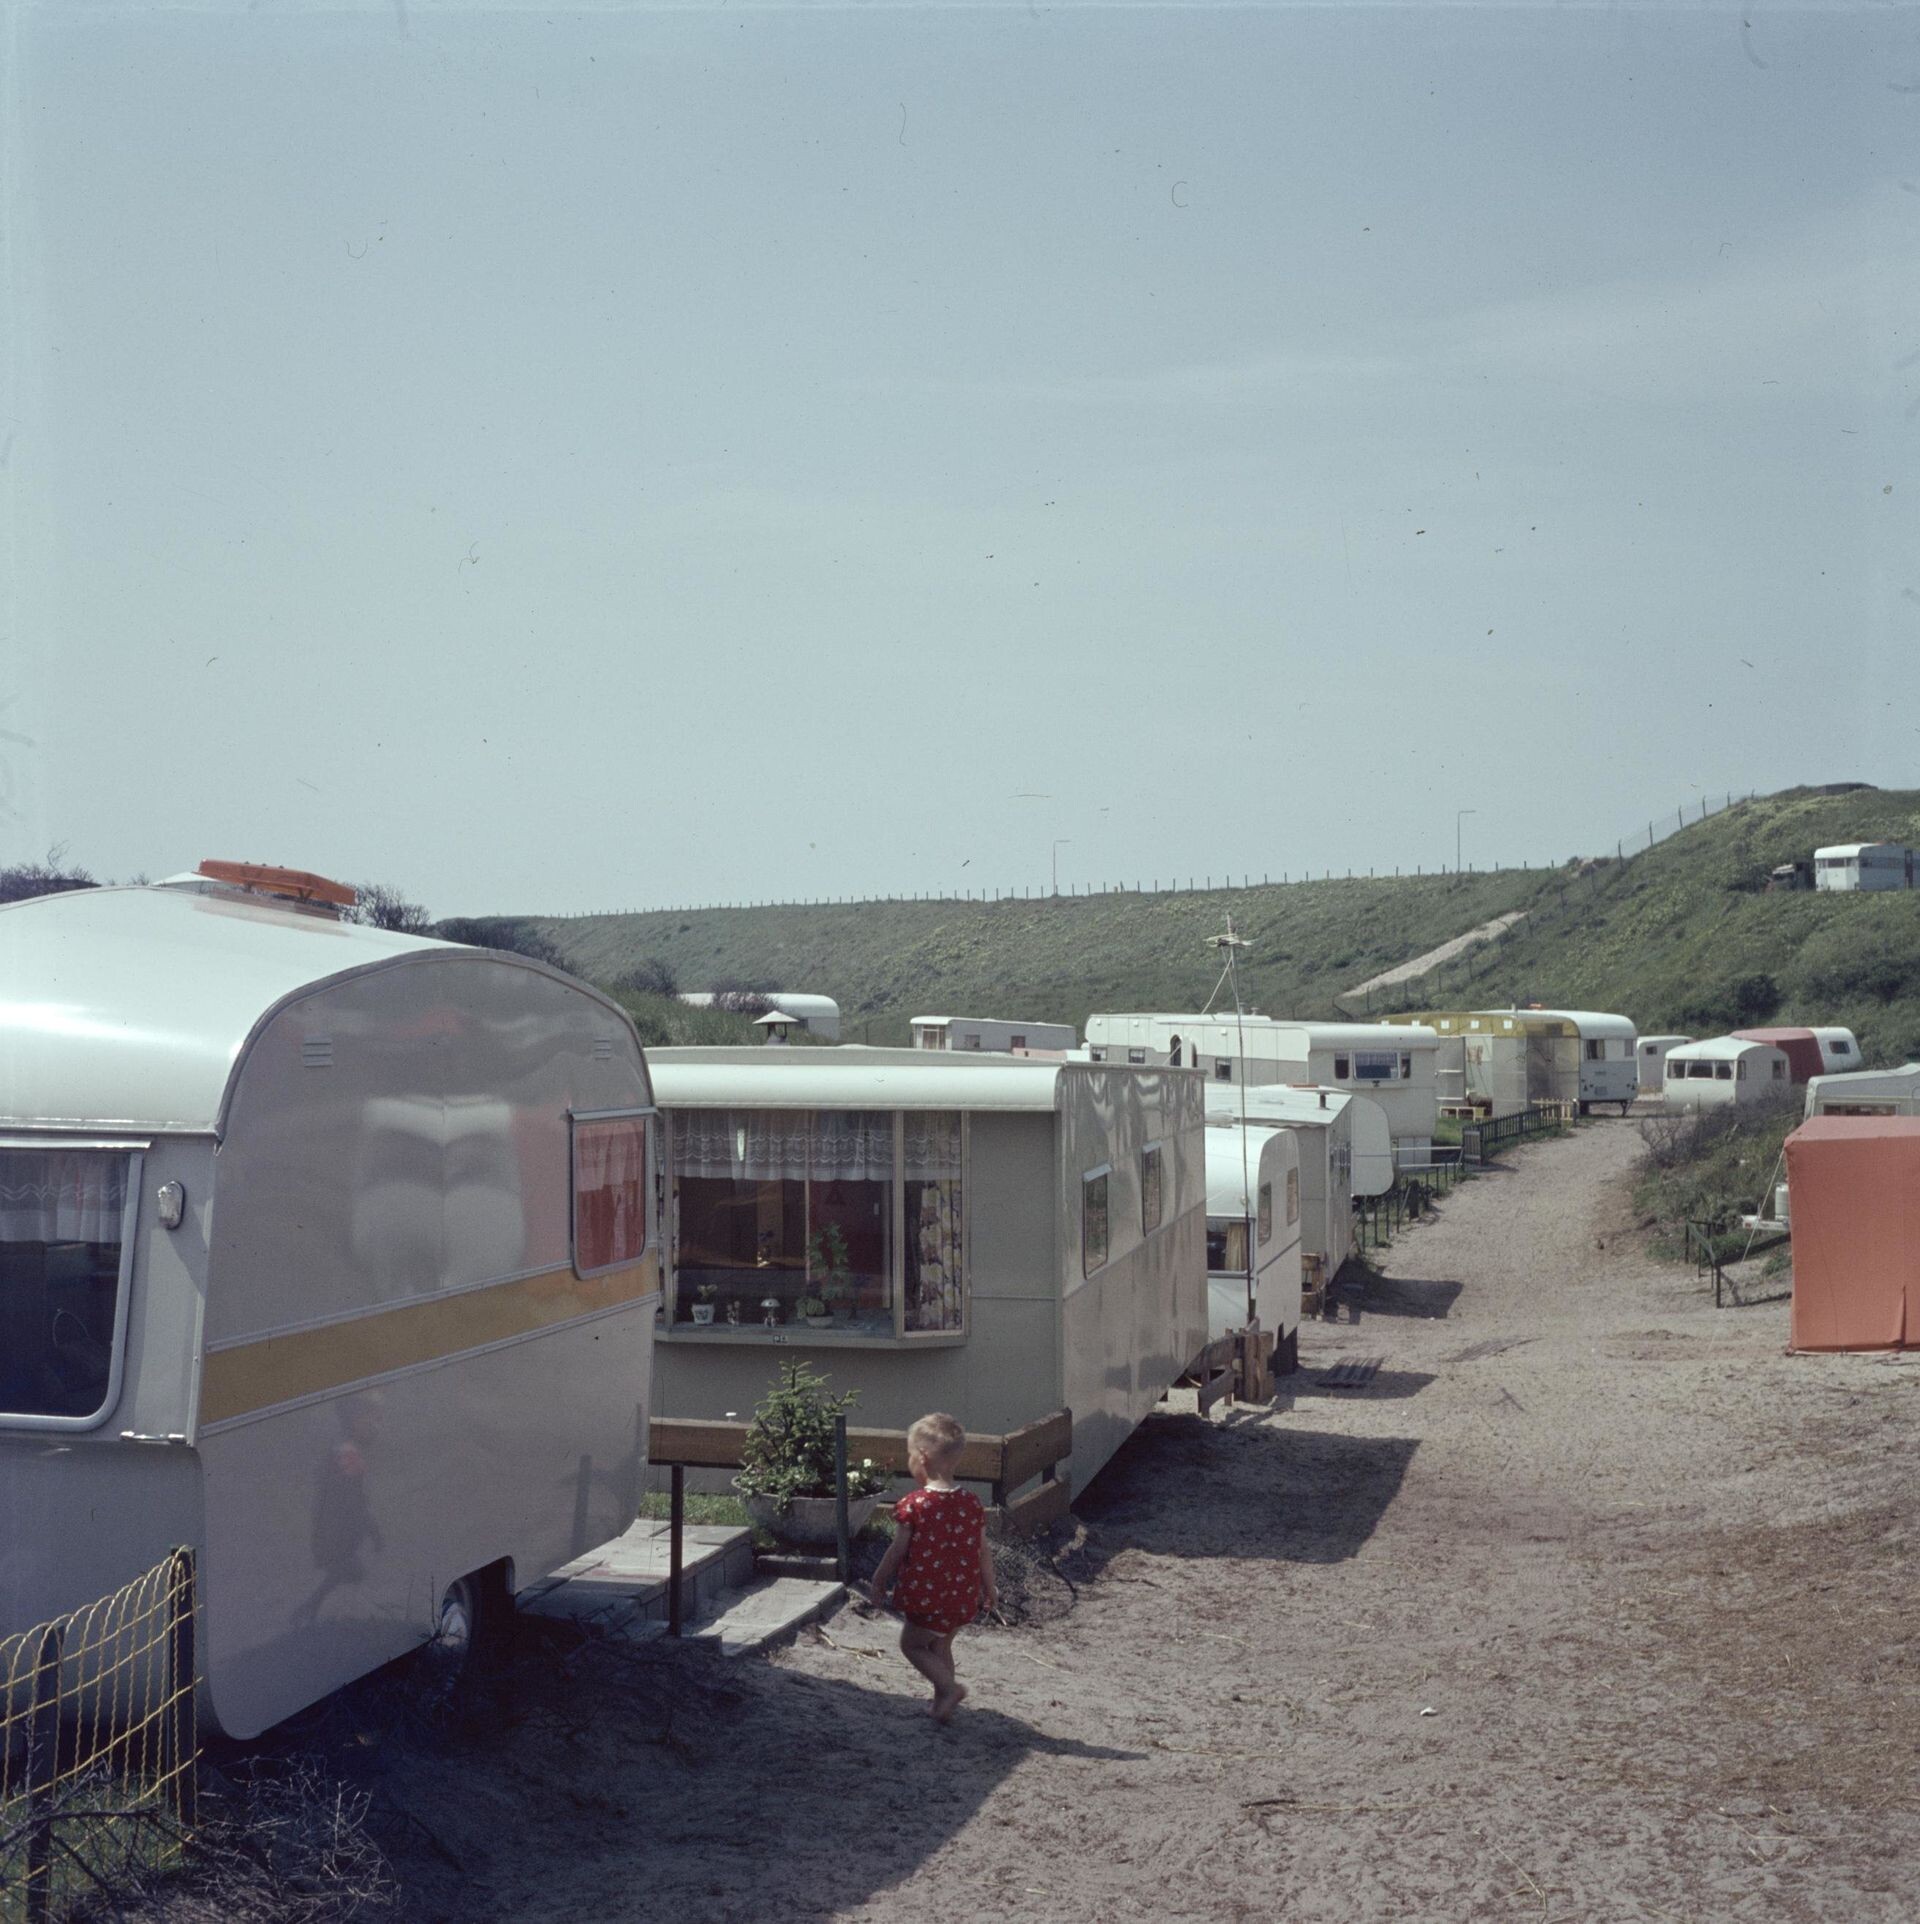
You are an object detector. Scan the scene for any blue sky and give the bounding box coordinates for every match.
[4,2,1915,913]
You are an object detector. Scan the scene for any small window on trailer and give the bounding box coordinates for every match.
[1127,1047,1147,1065]
[1287,1168,1299,1224]
[1830,1039,1853,1056]
[1737,1059,1748,1080]
[1010,1035,1026,1051]
[1258,1182,1273,1243]
[1140,1143,1164,1235]
[0,1144,142,1429]
[1333,1053,1352,1079]
[1585,1040,1603,1061]
[1714,1064,1733,1081]
[1214,1060,1233,1081]
[1772,1060,1786,1080]
[1082,1168,1110,1277]
[573,1112,651,1276]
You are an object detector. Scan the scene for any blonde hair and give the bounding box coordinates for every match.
[907,1411,966,1471]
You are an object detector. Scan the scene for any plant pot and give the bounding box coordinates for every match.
[743,1493,878,1546]
[690,1304,716,1325]
[804,1314,834,1329]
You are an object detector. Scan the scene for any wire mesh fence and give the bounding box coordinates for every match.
[0,1549,197,1924]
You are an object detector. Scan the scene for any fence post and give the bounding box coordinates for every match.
[668,1466,686,1637]
[25,1620,63,1924]
[167,1549,198,1832]
[833,1415,850,1583]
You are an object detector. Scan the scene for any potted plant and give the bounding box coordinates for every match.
[734,1360,889,1545]
[795,1292,834,1329]
[808,1223,857,1323]
[690,1283,718,1326]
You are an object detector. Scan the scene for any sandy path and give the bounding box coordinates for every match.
[1344,909,1529,998]
[388,1124,1920,1923]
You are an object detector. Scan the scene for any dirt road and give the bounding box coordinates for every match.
[387,1123,1920,1922]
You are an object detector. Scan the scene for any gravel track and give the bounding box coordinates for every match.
[387,1122,1920,1922]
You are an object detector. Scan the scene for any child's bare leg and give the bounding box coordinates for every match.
[899,1624,947,1699]
[930,1633,967,1722]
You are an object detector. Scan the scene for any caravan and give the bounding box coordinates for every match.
[0,868,660,1737]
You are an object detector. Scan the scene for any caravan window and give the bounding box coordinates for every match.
[1140,1144,1165,1235]
[1287,1168,1300,1225]
[672,1109,896,1332]
[1830,1039,1854,1056]
[1258,1182,1274,1243]
[1082,1168,1110,1277]
[1772,1060,1787,1081]
[0,1147,138,1428]
[1714,1064,1733,1081]
[1584,1040,1603,1061]
[1214,1060,1233,1081]
[1206,1219,1249,1273]
[1353,1051,1399,1082]
[573,1115,650,1277]
[1332,1053,1352,1079]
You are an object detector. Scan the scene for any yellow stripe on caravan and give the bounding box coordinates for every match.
[198,1255,659,1428]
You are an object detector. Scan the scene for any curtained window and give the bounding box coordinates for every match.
[0,1149,133,1424]
[905,1113,964,1332]
[573,1116,650,1275]
[672,1110,896,1331]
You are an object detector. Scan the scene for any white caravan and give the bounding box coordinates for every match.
[1499,1009,1639,1112]
[1203,1126,1303,1369]
[1813,844,1915,892]
[680,991,841,1039]
[1637,1035,1694,1093]
[1804,1063,1920,1118]
[910,1016,1079,1054]
[1203,1084,1355,1290]
[0,868,660,1738]
[1661,1037,1792,1110]
[1084,1014,1439,1167]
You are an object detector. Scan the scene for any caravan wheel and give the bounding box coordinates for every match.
[422,1566,507,1696]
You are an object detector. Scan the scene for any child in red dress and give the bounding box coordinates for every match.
[870,1411,996,1722]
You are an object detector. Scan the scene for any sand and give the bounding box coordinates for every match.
[379,1122,1920,1922]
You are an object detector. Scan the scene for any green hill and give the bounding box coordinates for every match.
[1416,786,1920,1065]
[535,869,1560,1045]
[531,785,1920,1064]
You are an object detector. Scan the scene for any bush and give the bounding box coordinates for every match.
[1675,971,1780,1033]
[432,917,568,970]
[0,853,98,903]
[733,1360,889,1510]
[611,956,677,997]
[1635,1089,1800,1249]
[348,882,432,934]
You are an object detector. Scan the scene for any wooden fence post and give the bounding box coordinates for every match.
[833,1416,850,1583]
[668,1466,686,1638]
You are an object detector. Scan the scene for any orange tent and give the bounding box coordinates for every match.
[1785,1115,1920,1352]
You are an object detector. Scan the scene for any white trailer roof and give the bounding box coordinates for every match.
[1666,1036,1778,1063]
[1497,1008,1637,1040]
[0,881,458,1133]
[1268,1021,1441,1050]
[1638,1034,1693,1050]
[1814,843,1906,860]
[1205,1125,1295,1217]
[682,990,841,1019]
[648,1045,1075,1112]
[1202,1082,1348,1130]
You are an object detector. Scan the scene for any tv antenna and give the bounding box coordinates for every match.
[1203,916,1258,1325]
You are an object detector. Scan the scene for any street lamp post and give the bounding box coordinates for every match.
[1456,808,1478,875]
[1052,839,1072,896]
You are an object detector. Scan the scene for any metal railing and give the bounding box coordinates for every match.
[1459,1105,1575,1165]
[1,1551,196,1924]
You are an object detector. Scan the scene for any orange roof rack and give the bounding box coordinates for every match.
[196,860,358,909]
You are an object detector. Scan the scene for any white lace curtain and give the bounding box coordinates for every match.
[0,1150,129,1244]
[673,1110,893,1183]
[903,1113,962,1180]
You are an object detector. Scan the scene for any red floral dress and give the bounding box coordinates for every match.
[891,1487,985,1635]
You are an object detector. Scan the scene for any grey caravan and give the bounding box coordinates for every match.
[0,867,660,1737]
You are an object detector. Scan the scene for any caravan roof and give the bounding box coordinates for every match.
[1269,1022,1440,1050]
[1205,1123,1293,1217]
[648,1045,1078,1112]
[0,880,465,1133]
[1500,1008,1637,1040]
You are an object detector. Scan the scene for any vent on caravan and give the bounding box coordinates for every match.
[301,1038,335,1069]
[196,860,358,911]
